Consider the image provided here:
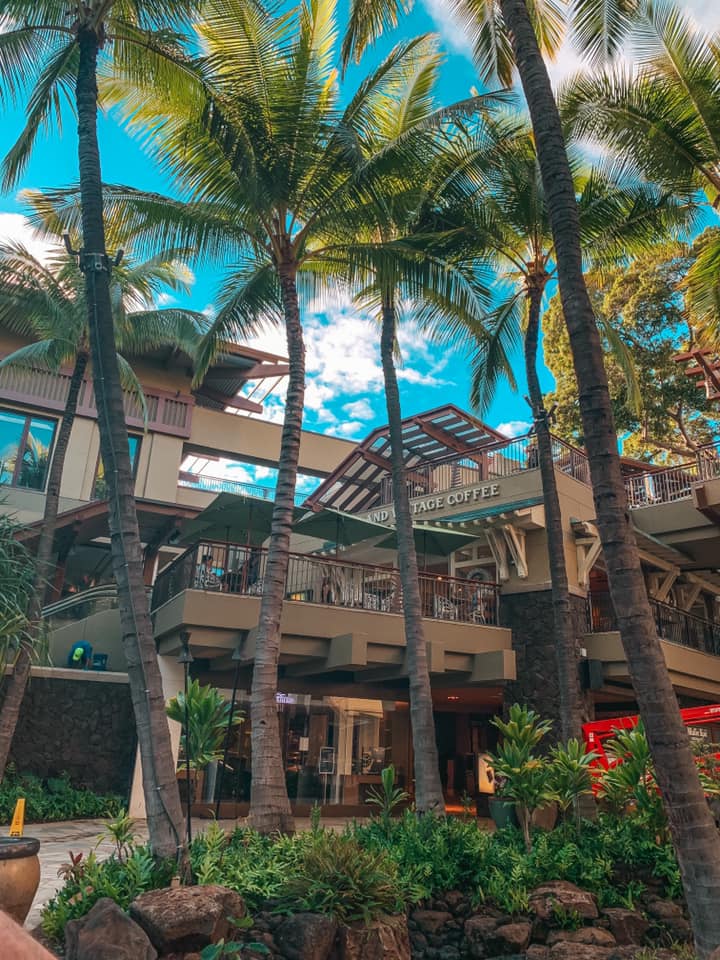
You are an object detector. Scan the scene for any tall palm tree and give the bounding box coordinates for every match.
[0,0,202,860]
[340,0,720,952]
[0,235,204,779]
[57,0,479,831]
[560,1,720,334]
[337,47,504,812]
[467,130,688,740]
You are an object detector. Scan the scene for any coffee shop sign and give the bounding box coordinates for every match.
[365,483,501,523]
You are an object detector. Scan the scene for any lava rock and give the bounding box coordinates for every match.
[546,928,616,947]
[65,897,157,960]
[274,913,337,960]
[411,911,453,935]
[130,884,246,954]
[529,882,599,922]
[601,908,649,946]
[336,914,411,960]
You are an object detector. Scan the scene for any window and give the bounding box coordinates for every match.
[93,435,141,499]
[0,409,57,491]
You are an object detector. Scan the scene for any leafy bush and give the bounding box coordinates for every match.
[166,680,243,771]
[0,766,123,822]
[41,845,174,943]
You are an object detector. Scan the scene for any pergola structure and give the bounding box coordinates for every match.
[305,405,506,514]
[675,349,720,401]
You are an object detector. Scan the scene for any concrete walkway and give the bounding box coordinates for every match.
[25,815,362,930]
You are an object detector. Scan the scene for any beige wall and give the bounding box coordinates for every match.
[48,607,125,672]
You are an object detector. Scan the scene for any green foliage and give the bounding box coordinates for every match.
[276,831,406,923]
[365,764,410,834]
[491,704,555,851]
[42,845,174,944]
[98,809,137,862]
[0,513,38,669]
[551,903,583,930]
[166,680,243,771]
[201,940,269,959]
[0,766,123,823]
[548,739,596,820]
[597,725,666,838]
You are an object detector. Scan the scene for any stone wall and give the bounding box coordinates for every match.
[502,591,594,734]
[2,669,136,796]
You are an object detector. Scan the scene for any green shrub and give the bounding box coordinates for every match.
[41,845,174,943]
[0,766,123,823]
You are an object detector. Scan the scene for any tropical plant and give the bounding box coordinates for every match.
[166,679,243,772]
[0,513,36,668]
[491,704,554,851]
[547,738,595,827]
[0,235,204,782]
[338,0,720,949]
[597,725,667,838]
[561,1,720,335]
[0,0,204,861]
[465,128,686,740]
[366,763,411,834]
[38,0,505,830]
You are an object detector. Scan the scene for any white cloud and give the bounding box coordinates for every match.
[495,419,531,438]
[0,212,61,263]
[343,398,374,420]
[333,420,366,438]
[419,0,473,57]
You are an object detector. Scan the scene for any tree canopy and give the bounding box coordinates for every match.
[544,239,720,463]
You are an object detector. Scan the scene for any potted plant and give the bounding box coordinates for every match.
[490,704,555,850]
[0,837,41,924]
[166,680,243,809]
[487,772,518,827]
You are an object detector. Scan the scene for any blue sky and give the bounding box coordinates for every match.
[1,0,719,477]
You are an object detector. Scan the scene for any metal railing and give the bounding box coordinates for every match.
[178,470,308,506]
[587,589,720,656]
[377,434,591,505]
[152,540,501,626]
[41,584,153,628]
[623,443,720,510]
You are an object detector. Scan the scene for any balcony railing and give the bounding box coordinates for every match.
[152,541,501,626]
[178,470,307,506]
[623,443,720,510]
[0,363,194,438]
[377,435,591,505]
[587,589,720,656]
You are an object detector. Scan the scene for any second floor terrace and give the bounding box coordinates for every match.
[152,540,502,627]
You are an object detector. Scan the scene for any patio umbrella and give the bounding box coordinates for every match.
[377,523,480,565]
[293,508,394,548]
[179,492,301,546]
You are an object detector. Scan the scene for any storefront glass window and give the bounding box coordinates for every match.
[0,408,56,490]
[210,692,409,807]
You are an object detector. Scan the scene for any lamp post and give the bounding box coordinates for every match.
[177,631,194,847]
[215,644,243,821]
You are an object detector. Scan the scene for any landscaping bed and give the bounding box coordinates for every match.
[0,767,124,823]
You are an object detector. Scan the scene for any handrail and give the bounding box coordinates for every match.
[377,432,591,505]
[152,540,501,626]
[178,470,308,506]
[587,589,720,656]
[42,584,119,618]
[623,441,720,510]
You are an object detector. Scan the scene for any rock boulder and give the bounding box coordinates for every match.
[130,884,245,954]
[65,897,157,960]
[529,881,599,922]
[601,907,649,945]
[274,912,337,960]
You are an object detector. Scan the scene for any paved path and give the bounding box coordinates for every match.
[25,816,362,930]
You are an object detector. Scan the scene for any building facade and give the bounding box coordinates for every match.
[2,328,720,812]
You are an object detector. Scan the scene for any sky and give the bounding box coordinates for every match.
[1,1,720,488]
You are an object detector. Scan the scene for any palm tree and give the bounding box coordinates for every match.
[341,0,720,952]
[56,0,480,831]
[337,47,505,813]
[560,2,720,334]
[467,129,688,741]
[0,234,204,779]
[0,0,202,860]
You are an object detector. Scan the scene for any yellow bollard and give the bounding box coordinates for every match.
[9,799,25,837]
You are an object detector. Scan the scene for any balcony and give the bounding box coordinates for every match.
[177,470,308,507]
[153,541,501,626]
[623,443,720,510]
[587,589,720,657]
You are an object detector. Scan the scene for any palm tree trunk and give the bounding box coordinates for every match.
[380,301,445,815]
[75,26,185,863]
[500,1,720,953]
[524,281,583,742]
[247,258,300,835]
[0,351,88,780]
